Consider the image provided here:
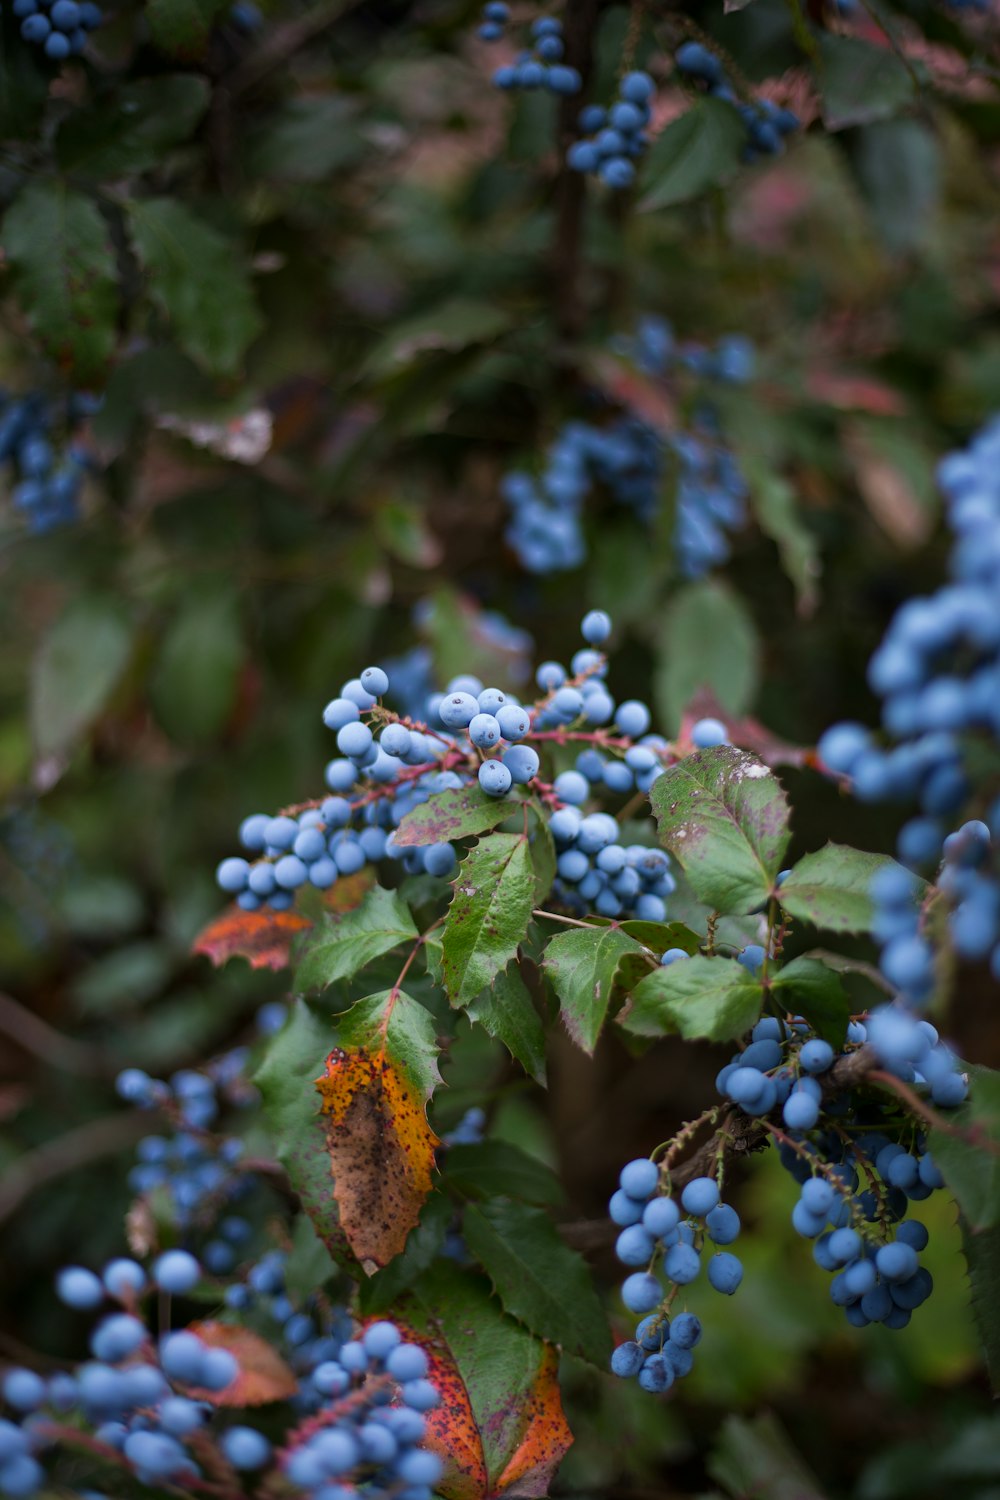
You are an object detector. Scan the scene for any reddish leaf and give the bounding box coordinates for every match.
[585,352,678,433]
[186,1321,298,1405]
[193,904,311,971]
[676,689,809,767]
[805,368,906,416]
[314,990,441,1272]
[493,1346,573,1497]
[390,1316,488,1500]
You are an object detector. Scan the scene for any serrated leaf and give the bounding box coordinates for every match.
[962,1221,1000,1393]
[615,919,702,953]
[650,747,790,915]
[542,925,646,1053]
[655,581,761,734]
[463,1200,610,1363]
[528,810,556,904]
[128,199,262,377]
[779,845,911,934]
[2,183,118,383]
[394,785,521,847]
[314,989,441,1270]
[639,98,746,211]
[295,886,418,991]
[358,1193,453,1315]
[396,1265,573,1498]
[467,963,547,1085]
[31,597,134,759]
[624,955,763,1042]
[254,1000,355,1267]
[743,456,820,612]
[146,0,228,56]
[769,956,851,1047]
[443,1141,563,1206]
[932,1064,1000,1232]
[442,835,536,1007]
[185,1321,297,1405]
[193,876,372,971]
[819,34,915,130]
[56,75,210,177]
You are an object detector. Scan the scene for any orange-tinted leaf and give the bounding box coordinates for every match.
[389,1316,487,1500]
[321,867,375,913]
[193,903,311,971]
[186,1321,298,1405]
[314,989,441,1272]
[677,689,809,767]
[493,1345,573,1498]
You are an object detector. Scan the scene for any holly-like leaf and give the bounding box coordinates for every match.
[145,0,228,57]
[932,1064,1000,1232]
[962,1221,1000,1393]
[778,845,913,934]
[31,597,134,760]
[314,989,441,1271]
[128,199,262,377]
[2,182,118,383]
[56,75,210,178]
[639,98,746,211]
[194,904,312,971]
[466,963,547,1085]
[769,956,851,1047]
[443,1142,563,1207]
[541,925,646,1053]
[254,1001,355,1266]
[650,747,790,915]
[357,1194,453,1316]
[394,785,521,847]
[295,886,418,991]
[463,1199,611,1364]
[442,835,536,1007]
[622,955,763,1042]
[396,1265,573,1499]
[185,1322,297,1405]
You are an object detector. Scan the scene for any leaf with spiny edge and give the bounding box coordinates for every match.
[185,1322,297,1405]
[778,844,917,935]
[394,785,524,847]
[541,924,647,1053]
[314,988,441,1272]
[392,1264,573,1498]
[442,835,536,1008]
[466,962,547,1085]
[193,872,372,971]
[294,885,418,991]
[622,955,763,1043]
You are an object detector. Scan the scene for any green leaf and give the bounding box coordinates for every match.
[962,1221,1000,1393]
[357,1193,453,1315]
[649,747,790,915]
[819,34,915,130]
[639,98,746,211]
[466,963,547,1085]
[769,957,851,1047]
[397,1264,566,1492]
[463,1199,611,1363]
[932,1064,1000,1232]
[393,785,520,847]
[542,925,646,1053]
[2,183,118,383]
[852,119,941,255]
[443,1141,563,1207]
[128,199,262,377]
[334,988,442,1102]
[145,0,228,56]
[441,834,536,1007]
[743,456,820,611]
[245,97,364,182]
[56,75,210,177]
[31,597,134,759]
[295,887,418,992]
[254,1000,355,1268]
[779,844,911,934]
[654,580,761,734]
[709,1411,825,1500]
[623,955,763,1042]
[528,808,556,905]
[364,299,511,379]
[150,590,244,744]
[616,919,702,953]
[283,1213,339,1304]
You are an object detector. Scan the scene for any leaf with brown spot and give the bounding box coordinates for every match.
[185,1321,297,1405]
[394,785,522,847]
[193,903,311,971]
[314,989,441,1270]
[393,1265,573,1498]
[442,834,536,1008]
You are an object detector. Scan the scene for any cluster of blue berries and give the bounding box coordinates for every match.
[3,0,100,61]
[0,391,98,533]
[566,71,655,189]
[501,317,751,578]
[488,14,581,96]
[214,609,693,922]
[674,41,800,161]
[609,1165,740,1392]
[818,416,1000,987]
[1,1246,441,1500]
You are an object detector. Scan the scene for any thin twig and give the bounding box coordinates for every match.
[0,1112,148,1225]
[0,990,110,1077]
